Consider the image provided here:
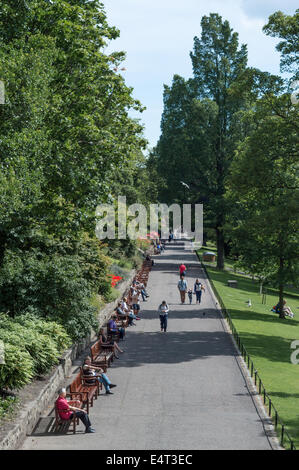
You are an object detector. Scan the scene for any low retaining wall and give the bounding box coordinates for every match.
[0,270,135,450]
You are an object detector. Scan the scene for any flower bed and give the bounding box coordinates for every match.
[107,274,123,288]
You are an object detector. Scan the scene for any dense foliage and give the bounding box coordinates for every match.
[0,315,72,390]
[0,0,149,392]
[150,10,299,304]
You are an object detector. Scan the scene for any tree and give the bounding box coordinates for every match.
[189,13,248,268]
[229,93,299,316]
[263,9,299,79]
[0,0,148,349]
[0,0,146,237]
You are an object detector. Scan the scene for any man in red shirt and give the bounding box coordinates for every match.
[56,388,95,433]
[179,263,186,277]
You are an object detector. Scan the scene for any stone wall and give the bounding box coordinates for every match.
[0,270,135,450]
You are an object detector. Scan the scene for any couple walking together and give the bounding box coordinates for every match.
[177,269,205,305]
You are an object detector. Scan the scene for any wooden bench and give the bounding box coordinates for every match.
[90,340,114,368]
[116,314,129,328]
[69,371,98,413]
[54,394,82,434]
[143,260,153,268]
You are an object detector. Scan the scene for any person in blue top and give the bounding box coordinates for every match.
[178,276,188,304]
[107,315,125,340]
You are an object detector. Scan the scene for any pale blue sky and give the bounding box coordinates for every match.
[104,1,297,149]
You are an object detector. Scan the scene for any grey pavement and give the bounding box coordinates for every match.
[22,240,272,450]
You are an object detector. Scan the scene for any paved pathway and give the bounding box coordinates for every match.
[22,240,271,450]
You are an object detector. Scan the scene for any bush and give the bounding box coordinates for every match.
[110,263,130,280]
[0,395,18,420]
[117,259,133,270]
[0,343,34,391]
[0,250,100,341]
[0,326,59,376]
[15,314,71,352]
[52,302,98,342]
[0,314,71,381]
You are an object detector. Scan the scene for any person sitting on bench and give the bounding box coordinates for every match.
[83,357,116,395]
[132,279,149,301]
[115,301,137,326]
[98,328,124,358]
[121,297,141,321]
[56,388,95,433]
[130,287,141,315]
[107,315,125,339]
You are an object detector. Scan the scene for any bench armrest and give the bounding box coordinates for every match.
[68,390,90,400]
[82,374,102,380]
[90,362,107,372]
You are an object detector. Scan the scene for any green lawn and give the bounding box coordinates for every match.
[198,244,299,448]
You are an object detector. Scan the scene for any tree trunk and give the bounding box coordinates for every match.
[278,254,284,318]
[259,279,263,296]
[279,283,284,319]
[224,240,231,257]
[203,232,208,247]
[216,227,224,270]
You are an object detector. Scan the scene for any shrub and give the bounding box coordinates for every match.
[15,315,71,352]
[0,314,73,391]
[0,395,18,420]
[0,343,34,391]
[117,259,133,270]
[0,326,59,375]
[110,263,130,279]
[0,251,100,341]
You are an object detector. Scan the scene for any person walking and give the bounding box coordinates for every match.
[188,288,193,304]
[158,300,169,332]
[178,276,188,304]
[179,263,187,277]
[194,279,205,304]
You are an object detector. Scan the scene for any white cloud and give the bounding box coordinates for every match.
[241,0,297,18]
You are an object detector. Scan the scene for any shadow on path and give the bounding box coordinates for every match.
[140,308,221,320]
[112,329,238,369]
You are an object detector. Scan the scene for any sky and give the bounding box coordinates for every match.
[103,0,297,149]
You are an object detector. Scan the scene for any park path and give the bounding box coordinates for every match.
[22,240,271,450]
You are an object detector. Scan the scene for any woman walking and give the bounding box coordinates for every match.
[194,279,205,304]
[158,300,169,332]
